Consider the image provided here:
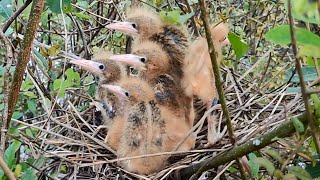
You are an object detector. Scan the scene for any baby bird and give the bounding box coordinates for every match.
[106,7,189,78]
[182,23,230,145]
[101,78,194,174]
[69,52,128,150]
[109,41,194,128]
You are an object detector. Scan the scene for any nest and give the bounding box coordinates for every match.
[13,62,304,179]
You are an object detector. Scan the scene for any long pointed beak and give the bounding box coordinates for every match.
[109,54,146,70]
[69,59,104,76]
[101,84,128,99]
[105,22,139,35]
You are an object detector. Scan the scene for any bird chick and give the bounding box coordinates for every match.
[101,78,167,174]
[182,23,230,145]
[106,7,189,78]
[69,52,128,150]
[102,78,194,174]
[109,41,194,128]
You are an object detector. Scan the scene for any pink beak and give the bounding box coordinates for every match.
[69,59,105,76]
[109,54,146,70]
[106,21,139,36]
[101,84,128,100]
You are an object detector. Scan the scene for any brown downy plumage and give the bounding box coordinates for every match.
[108,41,194,129]
[181,23,230,144]
[101,78,194,175]
[106,7,189,78]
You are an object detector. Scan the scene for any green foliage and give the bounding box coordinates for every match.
[46,0,72,14]
[0,0,13,20]
[160,10,194,25]
[4,141,22,170]
[285,66,319,83]
[248,153,259,178]
[228,32,248,60]
[288,166,312,180]
[305,162,320,178]
[291,117,305,133]
[53,68,80,97]
[287,0,320,24]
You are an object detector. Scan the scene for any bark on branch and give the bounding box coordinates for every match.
[177,112,309,179]
[6,0,45,128]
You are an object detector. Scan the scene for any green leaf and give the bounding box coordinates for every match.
[248,153,259,178]
[265,25,320,47]
[311,94,320,118]
[285,66,319,82]
[255,157,275,175]
[65,68,80,87]
[14,164,22,177]
[288,166,312,180]
[0,0,13,20]
[160,10,180,25]
[88,84,96,97]
[20,168,37,180]
[286,87,301,93]
[264,149,284,164]
[73,12,91,19]
[4,141,22,170]
[27,100,37,115]
[228,32,249,60]
[299,45,320,58]
[53,79,63,91]
[12,112,23,119]
[179,12,194,24]
[46,0,72,14]
[291,117,305,133]
[305,161,320,178]
[76,1,89,9]
[289,0,320,24]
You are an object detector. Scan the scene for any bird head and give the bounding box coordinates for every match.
[69,51,125,83]
[108,41,170,79]
[210,23,230,47]
[106,8,163,40]
[101,78,154,105]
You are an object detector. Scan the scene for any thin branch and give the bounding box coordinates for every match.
[177,112,310,179]
[6,0,46,126]
[197,1,247,179]
[183,0,200,37]
[2,0,33,33]
[0,155,16,180]
[0,30,14,155]
[288,0,320,156]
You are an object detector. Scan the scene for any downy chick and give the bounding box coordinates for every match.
[69,52,127,150]
[102,78,194,174]
[109,41,194,128]
[181,23,230,144]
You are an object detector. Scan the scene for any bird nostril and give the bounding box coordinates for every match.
[99,64,105,70]
[140,58,146,63]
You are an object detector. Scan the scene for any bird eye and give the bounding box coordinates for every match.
[99,64,105,70]
[132,23,137,29]
[125,91,129,97]
[140,57,146,63]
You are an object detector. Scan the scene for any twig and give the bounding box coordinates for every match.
[183,0,200,37]
[0,29,14,155]
[197,1,247,179]
[2,0,32,33]
[0,155,16,180]
[288,0,320,156]
[6,0,46,126]
[178,112,310,179]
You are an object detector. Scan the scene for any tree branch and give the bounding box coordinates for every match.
[0,30,14,156]
[198,1,247,179]
[6,0,46,127]
[177,112,309,179]
[2,0,33,33]
[288,0,320,156]
[0,155,16,180]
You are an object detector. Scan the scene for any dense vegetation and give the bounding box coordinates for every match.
[0,0,319,179]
